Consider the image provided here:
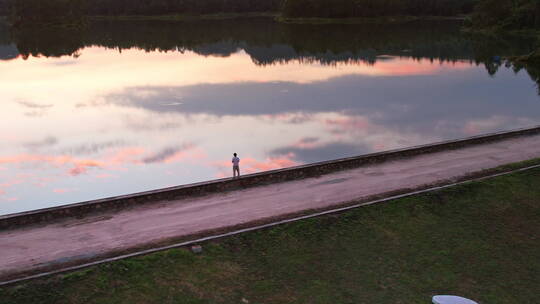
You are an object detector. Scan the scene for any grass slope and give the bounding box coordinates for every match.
[1,166,539,304]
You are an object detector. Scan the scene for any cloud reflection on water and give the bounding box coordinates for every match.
[0,45,538,215]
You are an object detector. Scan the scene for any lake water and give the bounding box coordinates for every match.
[1,18,539,215]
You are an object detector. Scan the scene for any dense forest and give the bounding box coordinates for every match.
[1,2,539,90]
[1,0,283,24]
[282,0,477,18]
[2,0,539,29]
[2,16,538,90]
[2,0,540,73]
[8,0,86,26]
[470,0,540,30]
[1,0,480,24]
[468,0,540,73]
[6,19,474,61]
[2,18,534,69]
[1,0,539,30]
[0,0,480,19]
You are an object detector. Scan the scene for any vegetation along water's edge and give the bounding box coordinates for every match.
[1,0,538,34]
[463,0,540,67]
[1,0,283,26]
[280,0,476,19]
[1,0,538,28]
[1,159,539,303]
[0,0,479,26]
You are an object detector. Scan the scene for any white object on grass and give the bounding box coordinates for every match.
[433,295,478,304]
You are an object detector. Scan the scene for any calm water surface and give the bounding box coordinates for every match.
[1,18,539,215]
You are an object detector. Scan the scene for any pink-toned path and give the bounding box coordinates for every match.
[2,134,540,280]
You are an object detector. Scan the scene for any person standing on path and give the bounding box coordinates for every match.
[232,153,240,177]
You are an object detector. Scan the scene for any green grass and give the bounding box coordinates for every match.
[1,165,539,304]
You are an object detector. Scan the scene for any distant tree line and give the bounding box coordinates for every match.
[1,0,483,25]
[7,18,534,65]
[2,0,540,33]
[471,0,540,30]
[8,0,86,26]
[4,16,539,91]
[281,0,478,18]
[1,0,284,24]
[87,0,282,15]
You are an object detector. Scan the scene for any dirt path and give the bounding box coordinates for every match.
[2,134,540,281]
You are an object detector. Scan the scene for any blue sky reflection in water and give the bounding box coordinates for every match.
[0,21,539,215]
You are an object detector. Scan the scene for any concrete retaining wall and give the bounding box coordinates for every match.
[1,125,539,230]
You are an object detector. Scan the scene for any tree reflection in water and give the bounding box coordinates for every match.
[2,17,539,90]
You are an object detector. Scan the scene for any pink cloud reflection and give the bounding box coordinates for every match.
[325,117,370,133]
[0,154,106,176]
[243,156,298,173]
[462,117,507,136]
[95,173,116,179]
[0,177,25,188]
[69,160,102,176]
[162,147,207,164]
[0,145,207,195]
[214,154,298,177]
[0,146,149,177]
[53,188,73,194]
[106,147,145,165]
[291,137,319,149]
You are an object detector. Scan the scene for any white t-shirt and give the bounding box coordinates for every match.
[232,157,240,166]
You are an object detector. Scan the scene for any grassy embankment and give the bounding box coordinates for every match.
[1,159,539,304]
